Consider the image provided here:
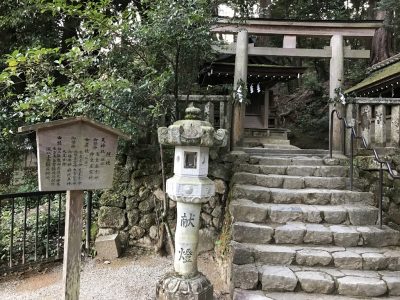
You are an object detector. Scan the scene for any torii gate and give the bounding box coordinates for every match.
[212,18,383,151]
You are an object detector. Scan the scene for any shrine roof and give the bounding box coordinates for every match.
[345,57,400,96]
[200,54,306,86]
[18,116,131,140]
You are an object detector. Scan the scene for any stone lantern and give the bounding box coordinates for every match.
[156,104,227,300]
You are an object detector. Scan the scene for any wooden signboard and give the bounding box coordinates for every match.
[19,117,129,191]
[19,117,129,300]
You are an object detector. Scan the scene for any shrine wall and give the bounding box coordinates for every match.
[97,145,234,252]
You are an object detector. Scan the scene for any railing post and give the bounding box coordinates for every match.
[379,162,383,229]
[86,191,93,253]
[375,104,387,147]
[9,198,15,268]
[204,101,214,125]
[346,103,356,155]
[219,101,225,129]
[391,104,400,147]
[329,110,335,158]
[360,104,372,148]
[350,133,354,191]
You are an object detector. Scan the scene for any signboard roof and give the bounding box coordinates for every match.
[18,116,130,140]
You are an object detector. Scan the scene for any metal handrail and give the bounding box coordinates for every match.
[329,109,400,228]
[0,191,65,270]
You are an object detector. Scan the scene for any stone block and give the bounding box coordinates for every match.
[269,205,304,223]
[332,251,362,269]
[347,207,378,225]
[148,225,158,240]
[214,179,227,194]
[98,207,126,229]
[384,250,400,271]
[138,213,156,229]
[315,166,347,177]
[138,199,155,213]
[362,252,388,270]
[99,190,125,208]
[230,201,268,223]
[271,189,306,204]
[232,264,258,289]
[129,226,145,239]
[232,172,255,185]
[358,226,400,247]
[253,245,295,265]
[296,249,332,267]
[231,242,254,265]
[233,222,273,244]
[383,276,400,296]
[296,271,334,294]
[337,276,387,297]
[323,207,347,224]
[274,224,305,244]
[236,164,260,174]
[198,228,217,253]
[304,177,346,190]
[261,265,297,292]
[127,209,140,226]
[233,290,268,300]
[305,207,323,223]
[303,224,332,244]
[211,205,222,218]
[255,174,283,188]
[95,233,122,259]
[209,163,232,181]
[286,166,315,177]
[259,165,286,175]
[283,177,305,189]
[303,190,331,205]
[330,225,360,247]
[232,185,271,204]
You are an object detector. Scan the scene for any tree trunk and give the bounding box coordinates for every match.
[370,10,393,65]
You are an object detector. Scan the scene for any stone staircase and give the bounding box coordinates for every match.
[229,148,400,299]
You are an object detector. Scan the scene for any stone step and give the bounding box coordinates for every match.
[236,147,329,157]
[232,172,366,191]
[233,289,400,300]
[232,222,400,247]
[230,199,379,225]
[232,185,375,206]
[249,156,326,166]
[232,264,400,297]
[231,242,400,271]
[236,164,352,177]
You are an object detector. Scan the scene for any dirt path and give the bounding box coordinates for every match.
[0,250,230,300]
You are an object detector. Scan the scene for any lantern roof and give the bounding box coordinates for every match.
[158,104,227,147]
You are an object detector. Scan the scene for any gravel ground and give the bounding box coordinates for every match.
[0,249,229,300]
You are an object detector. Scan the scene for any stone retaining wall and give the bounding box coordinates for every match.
[97,145,233,251]
[356,153,400,230]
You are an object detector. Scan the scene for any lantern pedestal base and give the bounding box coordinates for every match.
[156,272,213,300]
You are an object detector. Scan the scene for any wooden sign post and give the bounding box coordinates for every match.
[19,117,129,300]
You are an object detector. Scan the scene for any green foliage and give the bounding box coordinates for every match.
[302,72,324,96]
[0,0,217,174]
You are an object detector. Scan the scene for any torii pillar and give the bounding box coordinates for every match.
[329,35,345,152]
[232,29,248,147]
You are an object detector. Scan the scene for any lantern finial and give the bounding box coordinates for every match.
[185,103,201,120]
